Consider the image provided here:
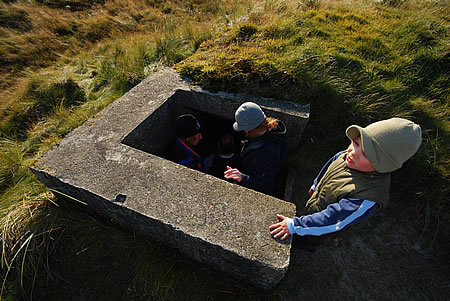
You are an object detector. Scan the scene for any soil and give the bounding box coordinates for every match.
[273,204,449,300]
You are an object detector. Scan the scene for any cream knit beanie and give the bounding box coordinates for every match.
[346,118,422,173]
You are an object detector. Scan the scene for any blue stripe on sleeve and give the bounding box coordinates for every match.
[291,199,378,236]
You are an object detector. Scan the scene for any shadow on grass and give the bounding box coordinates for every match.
[3,196,269,300]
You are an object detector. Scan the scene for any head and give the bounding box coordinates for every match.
[345,118,422,173]
[233,102,279,137]
[217,133,235,156]
[176,114,202,146]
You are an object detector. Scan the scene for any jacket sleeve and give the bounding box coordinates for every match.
[310,151,345,191]
[286,198,378,236]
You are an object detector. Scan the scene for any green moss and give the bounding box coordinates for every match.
[230,23,258,42]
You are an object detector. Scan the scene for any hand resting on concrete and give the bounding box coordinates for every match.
[269,214,291,240]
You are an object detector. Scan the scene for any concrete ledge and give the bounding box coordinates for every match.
[30,68,309,290]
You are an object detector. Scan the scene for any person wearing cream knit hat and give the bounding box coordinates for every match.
[345,117,422,173]
[270,118,422,248]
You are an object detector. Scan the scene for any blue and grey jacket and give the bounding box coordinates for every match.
[286,151,380,236]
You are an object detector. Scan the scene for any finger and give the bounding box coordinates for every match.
[226,166,232,170]
[274,230,285,239]
[281,233,289,240]
[270,227,280,235]
[276,214,286,221]
[270,225,281,235]
[224,170,234,177]
[269,223,279,230]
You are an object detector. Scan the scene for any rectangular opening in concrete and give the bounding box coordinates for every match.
[121,89,307,199]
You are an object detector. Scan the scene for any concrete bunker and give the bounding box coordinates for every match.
[30,68,309,290]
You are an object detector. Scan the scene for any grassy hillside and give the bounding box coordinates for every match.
[1,0,449,299]
[176,0,449,230]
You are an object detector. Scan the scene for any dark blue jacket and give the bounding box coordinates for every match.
[239,121,287,195]
[168,138,205,172]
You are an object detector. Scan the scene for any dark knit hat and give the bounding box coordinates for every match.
[177,114,201,138]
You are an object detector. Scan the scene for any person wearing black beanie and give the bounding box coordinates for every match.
[168,114,205,171]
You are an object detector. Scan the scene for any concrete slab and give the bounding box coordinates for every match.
[30,68,310,290]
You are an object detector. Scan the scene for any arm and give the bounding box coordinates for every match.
[270,198,378,239]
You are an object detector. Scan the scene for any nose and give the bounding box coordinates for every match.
[347,144,354,154]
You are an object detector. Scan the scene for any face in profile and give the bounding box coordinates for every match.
[345,136,375,172]
[187,132,202,146]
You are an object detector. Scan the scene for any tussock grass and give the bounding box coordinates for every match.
[1,0,255,299]
[0,0,248,90]
[0,6,32,32]
[0,139,26,189]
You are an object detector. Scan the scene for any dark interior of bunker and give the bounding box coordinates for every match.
[122,106,288,199]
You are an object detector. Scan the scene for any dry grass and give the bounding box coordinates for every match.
[0,0,249,91]
[1,1,254,298]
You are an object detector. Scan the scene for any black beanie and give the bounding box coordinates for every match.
[177,114,201,138]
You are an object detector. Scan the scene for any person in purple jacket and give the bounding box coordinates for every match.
[269,118,422,245]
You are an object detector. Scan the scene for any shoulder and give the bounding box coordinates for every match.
[168,139,187,159]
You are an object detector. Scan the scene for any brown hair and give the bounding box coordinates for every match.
[248,117,279,136]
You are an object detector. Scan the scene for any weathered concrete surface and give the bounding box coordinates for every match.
[30,68,309,290]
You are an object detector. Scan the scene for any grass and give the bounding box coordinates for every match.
[0,0,256,299]
[176,0,449,214]
[0,0,248,91]
[1,0,449,299]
